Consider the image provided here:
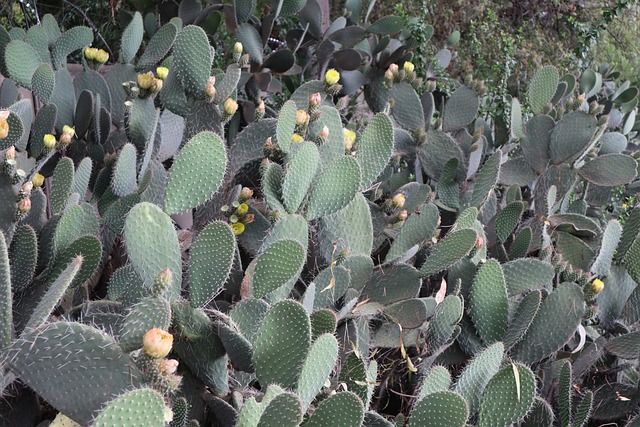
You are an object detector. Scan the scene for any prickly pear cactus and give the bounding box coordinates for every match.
[0,7,638,427]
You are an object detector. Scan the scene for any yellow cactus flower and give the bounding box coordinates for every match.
[325,68,340,86]
[32,173,45,188]
[236,203,249,216]
[156,66,169,80]
[43,134,57,149]
[143,328,173,359]
[343,128,356,151]
[291,133,304,143]
[94,49,109,64]
[403,61,415,73]
[224,98,238,116]
[233,42,243,54]
[231,222,245,235]
[84,47,98,61]
[392,193,406,209]
[592,278,604,294]
[0,117,8,139]
[137,72,154,90]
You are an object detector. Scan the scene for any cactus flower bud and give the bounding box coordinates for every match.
[205,81,217,99]
[21,181,33,195]
[388,63,399,74]
[295,110,310,127]
[158,358,179,376]
[143,328,173,359]
[224,98,238,116]
[43,134,57,149]
[84,47,98,61]
[343,128,356,151]
[156,66,169,80]
[256,99,265,114]
[264,136,275,149]
[62,125,75,138]
[236,203,249,216]
[60,127,74,146]
[475,235,484,249]
[319,125,330,140]
[591,278,604,294]
[309,92,322,108]
[244,214,255,224]
[233,42,243,54]
[0,116,8,139]
[150,78,163,93]
[397,210,408,221]
[240,187,254,202]
[32,172,44,188]
[384,68,394,84]
[153,268,173,296]
[392,193,406,209]
[291,133,304,143]
[137,72,154,90]
[4,145,15,160]
[403,61,415,74]
[95,49,109,64]
[231,222,245,235]
[17,197,31,214]
[325,68,340,86]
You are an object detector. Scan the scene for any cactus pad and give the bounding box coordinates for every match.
[93,388,166,427]
[477,364,536,427]
[305,156,361,220]
[297,333,339,410]
[303,392,365,427]
[164,131,228,215]
[386,202,439,263]
[5,322,141,425]
[282,142,320,213]
[419,228,477,277]
[173,25,212,95]
[454,341,504,415]
[511,283,585,363]
[250,239,306,299]
[408,391,468,427]
[124,202,182,300]
[188,221,236,306]
[356,113,394,189]
[527,66,559,114]
[253,299,311,389]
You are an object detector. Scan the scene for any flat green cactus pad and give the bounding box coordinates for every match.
[164,131,228,215]
[477,364,536,427]
[408,390,469,427]
[5,322,141,425]
[93,388,166,427]
[253,300,311,389]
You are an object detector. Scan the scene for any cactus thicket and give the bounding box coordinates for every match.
[0,2,639,426]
